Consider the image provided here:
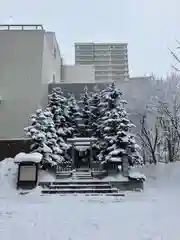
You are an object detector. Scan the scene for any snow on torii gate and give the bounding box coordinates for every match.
[67,137,97,169]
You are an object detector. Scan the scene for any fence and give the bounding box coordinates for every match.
[0,138,31,161]
[0,24,43,31]
[56,163,73,174]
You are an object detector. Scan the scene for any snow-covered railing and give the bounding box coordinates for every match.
[56,164,72,173]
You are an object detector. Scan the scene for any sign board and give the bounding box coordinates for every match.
[19,165,36,181]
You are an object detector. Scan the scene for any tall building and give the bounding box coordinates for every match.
[75,42,129,82]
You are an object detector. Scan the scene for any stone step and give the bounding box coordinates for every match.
[39,181,111,187]
[74,173,92,176]
[41,188,118,194]
[72,175,93,180]
[76,168,90,172]
[73,172,92,175]
[40,192,125,197]
[47,184,112,189]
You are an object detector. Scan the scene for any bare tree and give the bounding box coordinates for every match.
[169,40,180,72]
[138,113,159,164]
[156,96,180,162]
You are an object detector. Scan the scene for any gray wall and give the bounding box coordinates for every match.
[61,65,95,83]
[0,29,60,139]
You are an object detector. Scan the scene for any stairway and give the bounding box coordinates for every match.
[39,181,125,196]
[72,169,93,180]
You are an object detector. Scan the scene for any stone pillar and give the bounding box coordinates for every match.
[122,154,129,177]
[72,143,75,169]
[89,141,92,169]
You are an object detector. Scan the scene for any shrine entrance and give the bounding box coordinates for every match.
[67,137,97,170]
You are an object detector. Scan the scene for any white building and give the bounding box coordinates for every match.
[75,42,129,82]
[0,24,62,139]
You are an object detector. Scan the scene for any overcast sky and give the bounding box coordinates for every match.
[0,0,180,77]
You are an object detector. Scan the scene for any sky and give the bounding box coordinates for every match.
[0,0,180,77]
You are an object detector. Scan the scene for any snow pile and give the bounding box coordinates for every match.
[0,158,18,196]
[129,167,146,180]
[104,173,129,182]
[1,163,180,239]
[14,152,42,163]
[39,170,56,182]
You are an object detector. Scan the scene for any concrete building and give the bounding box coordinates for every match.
[75,42,129,82]
[0,24,152,140]
[61,65,95,83]
[0,24,62,139]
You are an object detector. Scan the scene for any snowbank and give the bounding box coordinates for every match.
[39,170,56,182]
[129,167,146,181]
[103,173,129,182]
[14,152,42,164]
[0,158,18,196]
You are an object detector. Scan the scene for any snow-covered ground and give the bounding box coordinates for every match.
[0,159,180,239]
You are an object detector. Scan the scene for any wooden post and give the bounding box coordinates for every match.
[72,143,75,169]
[89,141,92,169]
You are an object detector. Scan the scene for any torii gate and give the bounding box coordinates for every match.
[67,137,97,169]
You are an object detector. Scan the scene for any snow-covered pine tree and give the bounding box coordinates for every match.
[43,109,66,165]
[48,87,72,140]
[97,82,142,168]
[66,93,82,137]
[25,108,71,168]
[24,109,55,167]
[79,86,92,137]
[89,91,101,137]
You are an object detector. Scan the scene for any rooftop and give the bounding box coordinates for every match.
[0,24,44,31]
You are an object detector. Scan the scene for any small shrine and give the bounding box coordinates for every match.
[67,137,97,169]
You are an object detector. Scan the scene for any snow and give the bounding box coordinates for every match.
[0,158,18,196]
[1,160,180,239]
[108,157,122,162]
[67,137,97,142]
[129,171,146,180]
[75,146,90,150]
[103,173,129,182]
[109,149,125,155]
[39,170,56,182]
[14,152,42,163]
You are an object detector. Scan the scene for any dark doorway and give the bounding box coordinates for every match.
[75,149,90,168]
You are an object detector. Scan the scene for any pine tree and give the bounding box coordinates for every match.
[24,109,55,167]
[89,91,101,137]
[24,108,71,168]
[97,82,142,167]
[44,109,66,164]
[48,87,72,139]
[66,93,82,137]
[79,86,92,137]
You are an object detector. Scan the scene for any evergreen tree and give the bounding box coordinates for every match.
[97,82,142,167]
[79,86,92,137]
[48,87,72,139]
[66,93,82,137]
[89,91,101,137]
[44,109,66,164]
[24,108,71,168]
[24,109,56,167]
